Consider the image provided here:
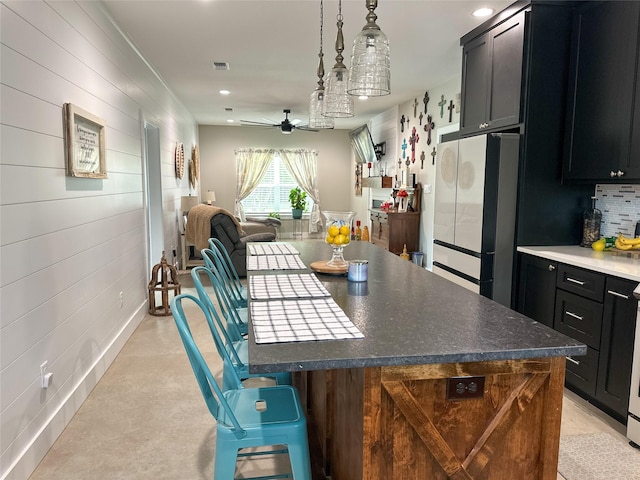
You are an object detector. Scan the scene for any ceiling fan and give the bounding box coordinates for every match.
[241,109,318,134]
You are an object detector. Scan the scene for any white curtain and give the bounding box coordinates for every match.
[279,149,321,233]
[234,149,275,221]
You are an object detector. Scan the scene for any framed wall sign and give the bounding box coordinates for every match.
[63,103,107,178]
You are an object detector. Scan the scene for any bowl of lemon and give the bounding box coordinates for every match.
[322,211,356,268]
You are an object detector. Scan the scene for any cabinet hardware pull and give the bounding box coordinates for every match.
[566,356,580,366]
[566,311,583,320]
[610,170,618,178]
[618,170,625,177]
[548,264,556,271]
[566,277,585,286]
[607,290,629,300]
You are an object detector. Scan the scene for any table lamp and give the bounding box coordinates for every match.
[203,190,216,205]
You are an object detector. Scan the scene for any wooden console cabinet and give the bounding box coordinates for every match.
[369,210,420,255]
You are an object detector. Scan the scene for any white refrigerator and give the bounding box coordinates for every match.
[432,133,520,307]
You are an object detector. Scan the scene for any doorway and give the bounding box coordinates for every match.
[143,122,164,277]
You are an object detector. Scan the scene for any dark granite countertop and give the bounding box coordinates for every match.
[248,241,586,373]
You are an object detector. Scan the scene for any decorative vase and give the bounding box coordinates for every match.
[322,210,356,267]
[292,208,303,219]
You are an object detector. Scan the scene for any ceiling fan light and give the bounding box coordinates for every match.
[347,0,391,97]
[309,89,335,128]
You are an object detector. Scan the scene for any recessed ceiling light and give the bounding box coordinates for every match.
[226,119,234,123]
[219,89,230,95]
[359,95,368,100]
[472,7,494,17]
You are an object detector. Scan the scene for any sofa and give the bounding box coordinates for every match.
[185,205,276,277]
[210,212,275,276]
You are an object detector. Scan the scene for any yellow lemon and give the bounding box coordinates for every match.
[339,225,350,236]
[592,239,606,251]
[325,235,334,244]
[334,234,345,245]
[328,225,339,237]
[342,237,350,245]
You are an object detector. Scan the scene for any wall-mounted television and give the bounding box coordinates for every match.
[349,124,378,164]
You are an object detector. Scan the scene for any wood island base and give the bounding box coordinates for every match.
[295,356,566,480]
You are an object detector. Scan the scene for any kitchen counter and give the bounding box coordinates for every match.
[249,241,585,374]
[247,240,583,480]
[517,245,640,282]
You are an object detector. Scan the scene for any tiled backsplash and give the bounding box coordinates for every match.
[595,184,640,237]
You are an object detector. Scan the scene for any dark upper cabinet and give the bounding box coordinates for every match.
[460,11,525,136]
[596,276,637,420]
[563,1,640,182]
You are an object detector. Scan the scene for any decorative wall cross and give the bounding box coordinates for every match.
[401,138,408,159]
[409,127,419,163]
[438,95,446,118]
[431,147,437,165]
[413,98,419,118]
[420,150,426,169]
[448,100,455,123]
[423,91,430,114]
[419,112,424,125]
[424,115,435,145]
[398,158,402,170]
[400,114,406,133]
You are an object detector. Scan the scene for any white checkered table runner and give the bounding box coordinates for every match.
[250,298,364,344]
[247,254,306,271]
[249,274,331,300]
[248,243,299,256]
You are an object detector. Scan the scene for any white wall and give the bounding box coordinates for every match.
[198,125,353,219]
[0,2,197,478]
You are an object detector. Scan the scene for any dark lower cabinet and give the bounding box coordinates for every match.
[516,253,638,424]
[516,254,557,328]
[596,277,637,420]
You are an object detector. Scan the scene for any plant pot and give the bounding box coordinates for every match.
[292,208,303,219]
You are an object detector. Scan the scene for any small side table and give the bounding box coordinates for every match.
[291,218,303,239]
[180,234,204,269]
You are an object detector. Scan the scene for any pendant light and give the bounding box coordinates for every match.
[348,0,391,97]
[322,0,354,118]
[309,0,335,129]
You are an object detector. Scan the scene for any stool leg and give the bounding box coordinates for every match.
[214,437,238,479]
[287,440,312,480]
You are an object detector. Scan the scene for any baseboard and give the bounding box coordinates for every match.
[1,302,147,480]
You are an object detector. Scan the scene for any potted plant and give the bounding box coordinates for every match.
[289,187,307,219]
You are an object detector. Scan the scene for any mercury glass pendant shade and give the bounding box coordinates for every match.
[347,0,391,97]
[309,88,335,128]
[323,65,354,118]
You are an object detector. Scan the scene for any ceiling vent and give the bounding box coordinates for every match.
[212,61,230,71]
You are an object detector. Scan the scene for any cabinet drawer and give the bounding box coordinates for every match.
[565,346,599,397]
[556,264,605,301]
[554,290,602,349]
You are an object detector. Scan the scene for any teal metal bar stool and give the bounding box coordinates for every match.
[208,237,248,308]
[190,268,291,391]
[192,264,248,341]
[171,294,311,479]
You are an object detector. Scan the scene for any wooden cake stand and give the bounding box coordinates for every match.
[310,260,348,275]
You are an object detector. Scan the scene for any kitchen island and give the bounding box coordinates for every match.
[248,241,586,480]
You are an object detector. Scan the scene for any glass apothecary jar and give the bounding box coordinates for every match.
[581,196,601,247]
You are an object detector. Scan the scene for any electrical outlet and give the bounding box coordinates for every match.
[446,376,485,400]
[119,291,124,308]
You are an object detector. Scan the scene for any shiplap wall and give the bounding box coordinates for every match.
[0,2,197,478]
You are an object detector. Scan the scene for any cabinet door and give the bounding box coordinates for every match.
[626,71,640,180]
[596,277,637,421]
[460,34,489,135]
[563,1,640,182]
[460,11,525,136]
[486,11,525,129]
[516,254,557,328]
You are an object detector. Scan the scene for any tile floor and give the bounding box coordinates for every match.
[27,283,632,480]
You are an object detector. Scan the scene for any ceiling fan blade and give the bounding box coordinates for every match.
[240,120,276,126]
[294,125,319,132]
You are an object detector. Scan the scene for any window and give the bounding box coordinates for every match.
[242,155,313,214]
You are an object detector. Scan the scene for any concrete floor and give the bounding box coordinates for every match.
[28,279,630,480]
